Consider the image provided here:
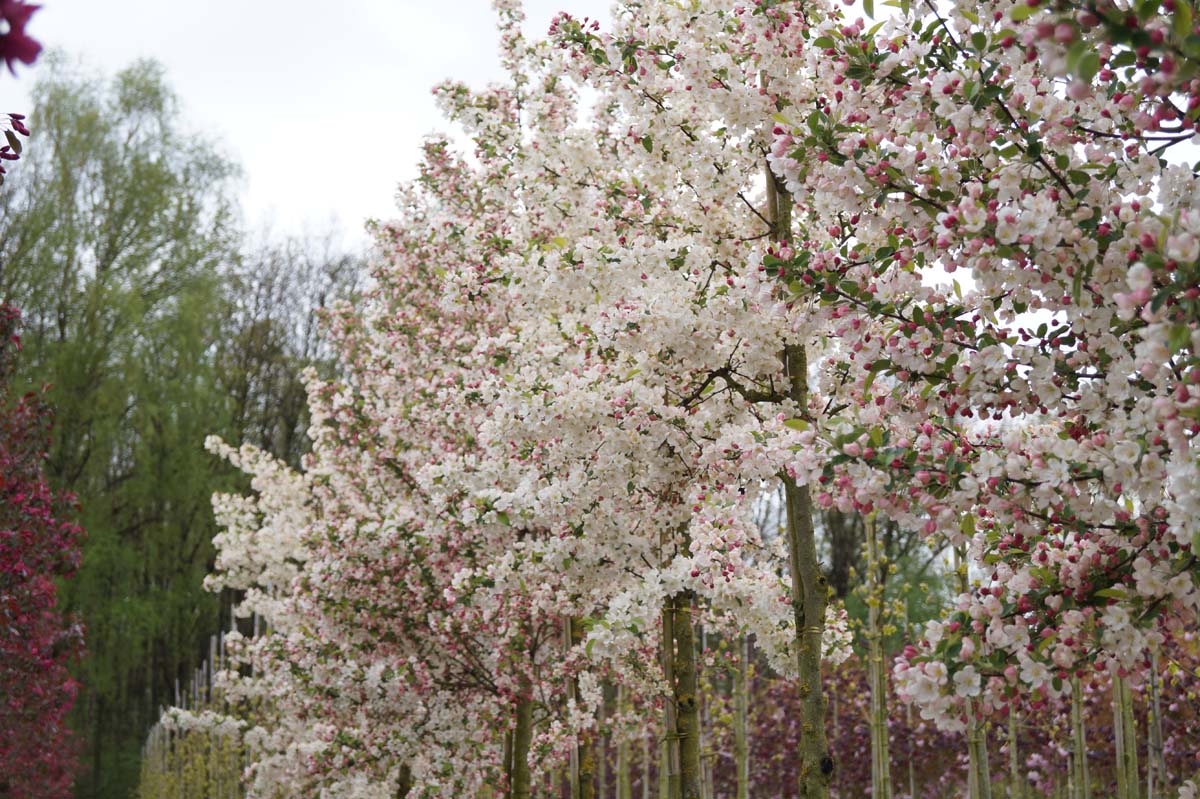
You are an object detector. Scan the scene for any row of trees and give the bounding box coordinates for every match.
[0,57,364,798]
[186,0,1200,797]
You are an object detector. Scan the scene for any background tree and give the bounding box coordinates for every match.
[0,58,363,799]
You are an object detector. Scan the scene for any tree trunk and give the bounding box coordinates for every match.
[672,593,703,799]
[1070,677,1090,799]
[865,515,892,799]
[569,618,597,799]
[599,689,609,799]
[782,468,832,799]
[768,161,831,799]
[1008,710,1022,799]
[1113,674,1140,799]
[397,763,413,798]
[1146,653,1166,799]
[966,703,992,799]
[733,636,750,799]
[642,732,651,799]
[661,603,681,799]
[512,691,535,799]
[618,686,633,799]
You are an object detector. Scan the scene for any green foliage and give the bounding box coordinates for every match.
[0,56,243,799]
[0,57,363,798]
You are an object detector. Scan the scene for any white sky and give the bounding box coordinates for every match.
[2,0,610,247]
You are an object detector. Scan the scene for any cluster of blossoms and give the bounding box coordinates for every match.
[194,0,1200,795]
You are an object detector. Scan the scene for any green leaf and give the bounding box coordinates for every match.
[642,135,653,153]
[1109,50,1137,68]
[1175,0,1194,40]
[1078,51,1101,82]
[4,129,20,154]
[1168,324,1191,353]
[864,0,874,17]
[783,418,809,431]
[960,513,976,537]
[971,32,988,52]
[1010,4,1036,21]
[812,36,836,49]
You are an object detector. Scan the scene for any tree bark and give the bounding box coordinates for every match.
[661,603,681,799]
[1147,653,1166,799]
[512,690,535,799]
[1113,674,1140,799]
[569,618,597,799]
[865,515,892,799]
[770,164,832,799]
[1070,677,1090,799]
[733,636,750,799]
[618,685,633,799]
[672,593,703,799]
[1008,710,1022,799]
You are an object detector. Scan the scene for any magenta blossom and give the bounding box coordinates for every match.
[0,1,42,76]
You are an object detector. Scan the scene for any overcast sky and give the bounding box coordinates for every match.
[4,0,610,247]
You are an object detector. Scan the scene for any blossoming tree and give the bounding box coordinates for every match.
[193,0,1200,796]
[0,304,84,799]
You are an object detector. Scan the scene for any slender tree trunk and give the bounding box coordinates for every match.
[397,763,414,798]
[1147,653,1166,799]
[782,469,832,799]
[599,688,609,799]
[698,624,712,799]
[956,547,991,799]
[1113,674,1141,799]
[661,603,681,799]
[1070,677,1090,799]
[618,686,633,799]
[865,515,892,799]
[642,732,651,799]
[733,635,750,799]
[1008,709,1022,799]
[672,593,703,799]
[513,691,535,799]
[765,156,832,799]
[906,702,918,799]
[569,618,597,799]
[966,702,992,799]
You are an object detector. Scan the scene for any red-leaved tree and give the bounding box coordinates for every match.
[0,303,84,799]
